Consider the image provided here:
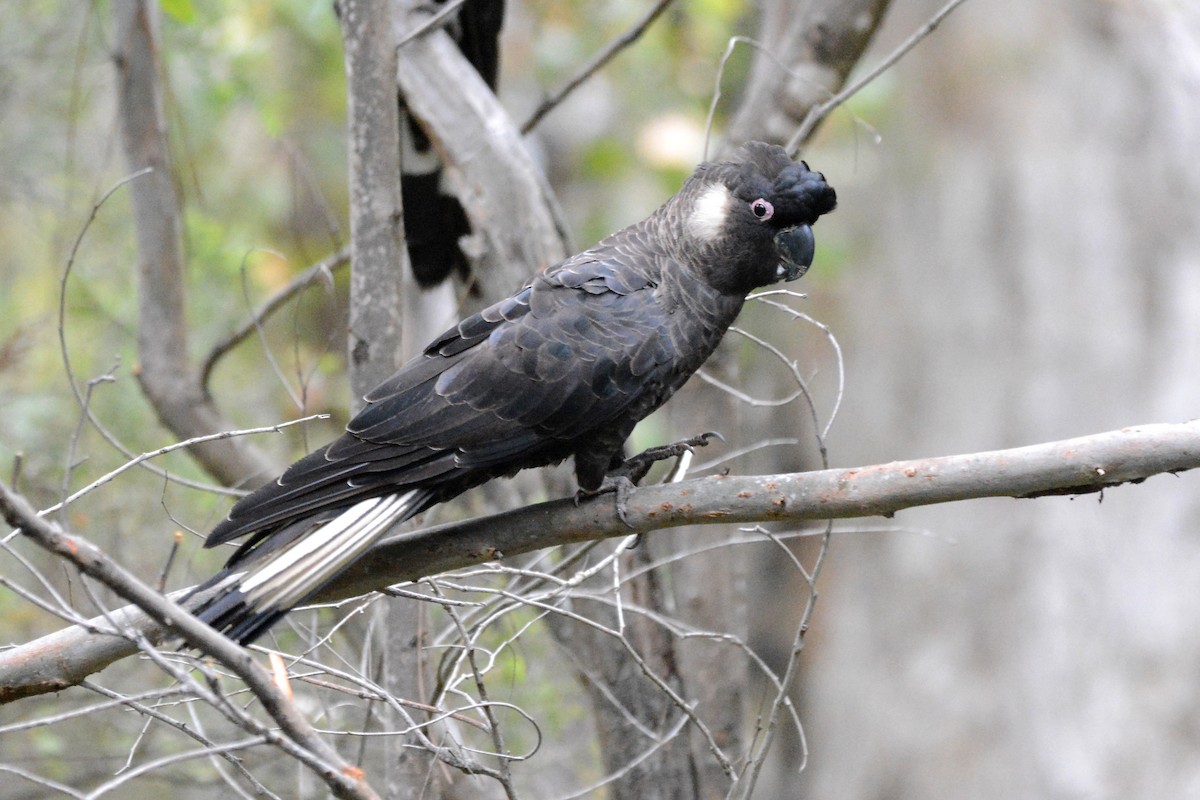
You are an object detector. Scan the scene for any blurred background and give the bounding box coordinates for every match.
[1,0,1198,797]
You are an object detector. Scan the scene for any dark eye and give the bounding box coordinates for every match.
[750,198,774,220]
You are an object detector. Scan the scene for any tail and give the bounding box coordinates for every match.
[189,490,426,645]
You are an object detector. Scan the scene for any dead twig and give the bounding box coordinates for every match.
[521,0,676,134]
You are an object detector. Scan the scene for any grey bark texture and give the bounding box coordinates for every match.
[339,1,430,795]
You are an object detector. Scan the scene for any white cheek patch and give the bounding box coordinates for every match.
[687,183,732,243]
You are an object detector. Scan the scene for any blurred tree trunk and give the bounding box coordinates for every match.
[800,1,1200,797]
[339,1,431,795]
[541,1,893,794]
[113,0,276,488]
[726,0,892,146]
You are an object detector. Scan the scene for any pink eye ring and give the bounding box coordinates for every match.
[750,198,774,220]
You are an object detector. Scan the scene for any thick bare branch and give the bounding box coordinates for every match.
[342,0,408,396]
[2,421,1195,703]
[340,2,431,795]
[489,419,1192,539]
[112,0,274,487]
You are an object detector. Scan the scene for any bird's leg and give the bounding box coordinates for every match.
[611,431,723,486]
[574,432,722,529]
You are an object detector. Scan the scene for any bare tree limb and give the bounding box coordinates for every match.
[2,421,1195,704]
[57,172,244,499]
[342,0,409,395]
[340,2,432,795]
[0,480,381,799]
[29,415,326,522]
[112,0,275,488]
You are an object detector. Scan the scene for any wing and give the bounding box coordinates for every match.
[206,247,679,549]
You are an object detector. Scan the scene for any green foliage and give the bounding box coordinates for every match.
[160,0,196,24]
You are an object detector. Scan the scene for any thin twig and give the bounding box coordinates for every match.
[0,685,180,734]
[559,591,806,748]
[488,584,736,777]
[80,680,280,798]
[0,574,88,629]
[16,414,327,532]
[748,289,846,442]
[200,248,349,392]
[240,249,307,411]
[732,522,832,799]
[60,364,117,524]
[260,647,508,779]
[428,582,521,800]
[55,168,244,497]
[0,530,95,624]
[724,293,843,795]
[521,0,676,134]
[293,674,493,732]
[0,479,381,800]
[704,36,767,159]
[87,736,271,798]
[394,0,471,48]
[157,530,183,592]
[704,32,881,160]
[0,765,85,799]
[787,0,974,152]
[555,713,690,800]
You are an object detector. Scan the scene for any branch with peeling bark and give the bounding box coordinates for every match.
[1,420,1195,705]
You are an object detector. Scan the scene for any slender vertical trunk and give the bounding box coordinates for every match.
[339,1,429,795]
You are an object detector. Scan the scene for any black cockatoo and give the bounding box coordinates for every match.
[192,142,837,643]
[401,0,504,287]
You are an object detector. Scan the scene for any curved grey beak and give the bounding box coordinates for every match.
[774,224,816,282]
